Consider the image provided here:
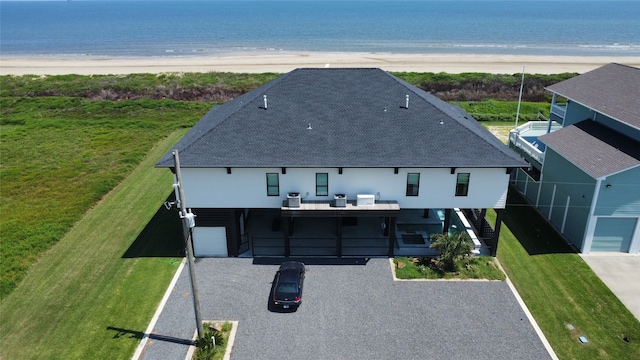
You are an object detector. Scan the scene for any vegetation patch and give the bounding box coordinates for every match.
[393,71,577,101]
[0,97,203,299]
[454,99,550,122]
[0,131,188,359]
[395,232,505,281]
[2,71,576,103]
[193,322,234,360]
[394,256,505,280]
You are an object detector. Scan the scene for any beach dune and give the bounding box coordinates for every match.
[1,52,639,75]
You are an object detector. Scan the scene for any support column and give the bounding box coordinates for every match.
[479,208,487,237]
[423,209,430,218]
[490,209,504,257]
[443,208,451,234]
[282,217,291,257]
[388,216,397,257]
[383,217,390,236]
[336,217,343,258]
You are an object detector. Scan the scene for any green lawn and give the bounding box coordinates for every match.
[0,130,188,359]
[0,97,208,299]
[493,189,640,360]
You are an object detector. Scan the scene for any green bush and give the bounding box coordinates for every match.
[194,322,231,360]
[430,232,473,272]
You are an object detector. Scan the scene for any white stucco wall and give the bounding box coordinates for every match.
[179,167,510,209]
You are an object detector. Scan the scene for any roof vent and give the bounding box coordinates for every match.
[263,95,268,109]
[405,95,409,109]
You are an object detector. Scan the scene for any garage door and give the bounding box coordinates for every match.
[193,227,228,257]
[591,217,636,252]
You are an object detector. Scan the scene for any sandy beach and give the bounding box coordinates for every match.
[1,52,639,75]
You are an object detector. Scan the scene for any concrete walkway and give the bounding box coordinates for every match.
[580,253,640,321]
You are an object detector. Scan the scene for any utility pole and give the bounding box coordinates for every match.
[173,150,205,340]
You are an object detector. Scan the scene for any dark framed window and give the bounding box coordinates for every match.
[266,173,279,196]
[455,173,470,196]
[406,173,420,196]
[316,173,328,196]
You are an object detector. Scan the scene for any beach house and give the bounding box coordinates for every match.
[156,68,527,257]
[509,63,640,253]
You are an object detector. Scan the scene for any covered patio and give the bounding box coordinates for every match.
[244,205,489,258]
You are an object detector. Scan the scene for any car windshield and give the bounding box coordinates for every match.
[276,282,298,294]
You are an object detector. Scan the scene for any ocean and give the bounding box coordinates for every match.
[1,1,639,57]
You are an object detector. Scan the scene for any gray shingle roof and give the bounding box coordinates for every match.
[546,63,640,129]
[156,68,527,169]
[539,120,640,179]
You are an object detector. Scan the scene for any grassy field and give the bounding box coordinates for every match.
[0,97,209,298]
[0,130,188,359]
[492,190,640,360]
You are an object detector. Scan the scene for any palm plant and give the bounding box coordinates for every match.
[429,232,473,272]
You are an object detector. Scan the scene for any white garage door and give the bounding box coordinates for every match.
[193,227,228,257]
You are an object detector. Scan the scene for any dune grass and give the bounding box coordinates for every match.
[493,189,640,360]
[0,130,188,359]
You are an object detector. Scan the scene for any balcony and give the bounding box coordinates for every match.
[508,121,562,168]
[551,103,567,119]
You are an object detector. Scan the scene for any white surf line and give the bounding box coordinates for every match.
[132,259,186,360]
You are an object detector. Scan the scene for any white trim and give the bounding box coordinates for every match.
[561,196,570,233]
[548,184,556,220]
[629,219,640,254]
[132,259,186,360]
[582,179,603,253]
[536,173,543,207]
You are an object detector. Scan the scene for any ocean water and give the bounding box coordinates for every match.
[1,1,639,57]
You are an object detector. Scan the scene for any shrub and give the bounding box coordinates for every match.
[429,232,473,272]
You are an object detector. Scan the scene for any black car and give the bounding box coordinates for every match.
[272,261,305,309]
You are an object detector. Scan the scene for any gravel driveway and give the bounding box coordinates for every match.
[140,257,550,360]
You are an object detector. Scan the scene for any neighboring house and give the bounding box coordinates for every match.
[157,68,527,257]
[510,63,640,253]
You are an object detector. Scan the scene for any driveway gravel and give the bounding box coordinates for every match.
[140,257,550,360]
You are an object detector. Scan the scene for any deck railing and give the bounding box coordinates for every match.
[551,103,567,118]
[509,131,545,164]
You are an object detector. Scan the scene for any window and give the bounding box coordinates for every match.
[406,173,420,196]
[316,173,328,196]
[266,173,279,196]
[455,173,470,196]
